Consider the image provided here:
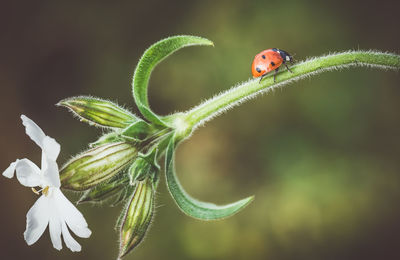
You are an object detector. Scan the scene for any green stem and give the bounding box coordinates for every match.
[184,51,400,131]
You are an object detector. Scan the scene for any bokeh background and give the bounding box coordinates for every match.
[1,0,399,259]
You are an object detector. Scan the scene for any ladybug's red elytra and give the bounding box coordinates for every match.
[251,48,293,82]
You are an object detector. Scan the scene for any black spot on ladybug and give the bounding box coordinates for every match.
[256,67,261,73]
[262,55,266,59]
[271,61,276,66]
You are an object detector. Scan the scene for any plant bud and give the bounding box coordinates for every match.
[58,96,138,128]
[60,142,137,191]
[119,178,154,258]
[128,157,152,183]
[128,147,160,184]
[77,175,129,204]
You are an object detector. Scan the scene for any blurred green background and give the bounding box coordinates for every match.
[1,0,399,259]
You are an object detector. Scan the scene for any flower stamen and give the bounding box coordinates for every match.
[42,186,49,196]
[31,186,50,196]
[31,187,41,195]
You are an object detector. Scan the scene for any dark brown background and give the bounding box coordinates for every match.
[1,0,399,259]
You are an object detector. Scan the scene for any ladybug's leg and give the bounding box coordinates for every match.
[273,67,279,82]
[259,73,268,83]
[283,62,293,73]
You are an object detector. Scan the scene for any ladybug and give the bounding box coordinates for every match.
[251,48,294,82]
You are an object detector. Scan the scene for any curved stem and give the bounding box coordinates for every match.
[184,51,400,131]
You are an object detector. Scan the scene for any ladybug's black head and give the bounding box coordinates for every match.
[277,49,293,63]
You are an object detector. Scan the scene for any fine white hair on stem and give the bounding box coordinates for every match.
[185,50,400,133]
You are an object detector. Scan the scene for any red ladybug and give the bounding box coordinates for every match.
[251,48,293,82]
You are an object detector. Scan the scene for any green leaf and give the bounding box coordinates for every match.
[165,137,254,220]
[89,132,123,148]
[58,96,138,128]
[132,35,213,126]
[121,120,152,142]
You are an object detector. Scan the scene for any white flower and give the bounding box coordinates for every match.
[2,115,91,252]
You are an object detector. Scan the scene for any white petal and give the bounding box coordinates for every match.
[61,223,82,252]
[42,158,61,188]
[40,137,61,188]
[43,136,60,162]
[48,214,62,251]
[3,159,19,178]
[24,195,50,245]
[15,159,42,187]
[53,189,91,238]
[21,115,46,149]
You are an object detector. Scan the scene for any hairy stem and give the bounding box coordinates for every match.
[183,51,400,132]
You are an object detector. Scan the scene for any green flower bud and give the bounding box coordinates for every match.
[89,131,122,148]
[58,96,138,128]
[114,183,139,231]
[128,158,153,183]
[119,178,154,258]
[77,175,129,204]
[60,142,137,191]
[128,147,160,184]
